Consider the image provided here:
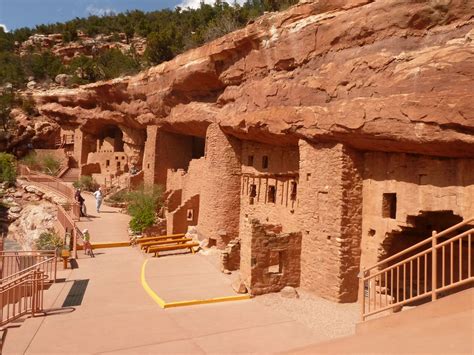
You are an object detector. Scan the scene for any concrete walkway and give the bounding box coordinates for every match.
[76,193,130,243]
[4,247,323,354]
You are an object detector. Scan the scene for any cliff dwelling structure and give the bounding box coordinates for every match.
[31,0,473,303]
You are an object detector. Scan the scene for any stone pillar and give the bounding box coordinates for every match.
[143,125,159,187]
[197,124,242,249]
[298,140,363,302]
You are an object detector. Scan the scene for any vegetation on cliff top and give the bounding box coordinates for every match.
[0,0,298,88]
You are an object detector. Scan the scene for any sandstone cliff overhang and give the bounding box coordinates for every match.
[34,0,474,157]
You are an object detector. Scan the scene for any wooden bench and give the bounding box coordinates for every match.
[135,233,185,245]
[148,242,199,257]
[140,238,192,252]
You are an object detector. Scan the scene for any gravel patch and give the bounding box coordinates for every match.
[255,289,360,341]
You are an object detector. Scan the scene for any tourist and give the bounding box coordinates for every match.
[82,229,94,258]
[93,187,103,213]
[75,188,86,217]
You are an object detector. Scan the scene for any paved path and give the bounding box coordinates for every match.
[4,247,324,354]
[76,193,131,243]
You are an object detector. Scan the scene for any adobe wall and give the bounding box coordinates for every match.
[166,158,205,201]
[197,124,242,249]
[166,194,200,234]
[360,152,474,269]
[298,140,363,303]
[240,141,300,234]
[87,151,129,175]
[143,125,159,187]
[239,218,302,295]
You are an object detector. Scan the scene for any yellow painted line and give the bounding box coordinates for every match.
[140,260,251,309]
[163,295,251,308]
[141,260,167,308]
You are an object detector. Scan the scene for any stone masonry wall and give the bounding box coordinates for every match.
[166,194,200,234]
[197,124,242,249]
[298,140,363,302]
[239,218,302,295]
[360,152,474,269]
[143,125,159,187]
[240,141,300,234]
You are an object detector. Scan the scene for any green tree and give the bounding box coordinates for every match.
[0,90,16,134]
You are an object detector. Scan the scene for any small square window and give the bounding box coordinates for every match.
[262,156,269,169]
[186,209,194,221]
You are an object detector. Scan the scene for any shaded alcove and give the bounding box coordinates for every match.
[98,125,124,152]
[378,211,472,305]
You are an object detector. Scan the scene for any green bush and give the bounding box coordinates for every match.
[20,152,61,175]
[35,230,63,251]
[73,175,99,192]
[0,152,16,186]
[106,188,128,203]
[41,154,61,175]
[126,185,163,233]
[20,152,40,170]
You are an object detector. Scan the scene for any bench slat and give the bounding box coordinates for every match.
[149,243,199,257]
[142,238,192,252]
[136,234,185,244]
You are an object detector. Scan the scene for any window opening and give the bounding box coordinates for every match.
[268,185,276,203]
[249,184,257,205]
[382,193,397,219]
[290,181,297,201]
[262,156,269,169]
[268,251,284,274]
[247,155,254,166]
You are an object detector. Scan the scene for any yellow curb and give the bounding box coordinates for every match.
[163,295,251,308]
[141,259,167,308]
[140,260,251,309]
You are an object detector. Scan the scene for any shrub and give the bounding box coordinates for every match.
[126,185,163,233]
[106,188,128,203]
[73,175,99,192]
[20,152,40,170]
[41,153,61,175]
[0,152,16,186]
[35,230,63,251]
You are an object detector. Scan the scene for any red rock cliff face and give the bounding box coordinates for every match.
[34,0,474,157]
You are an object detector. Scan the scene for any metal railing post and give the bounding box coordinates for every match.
[431,230,437,301]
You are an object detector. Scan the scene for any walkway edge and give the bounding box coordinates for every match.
[140,260,251,309]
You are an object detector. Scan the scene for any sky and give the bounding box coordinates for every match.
[0,0,246,32]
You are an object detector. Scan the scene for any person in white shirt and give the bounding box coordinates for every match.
[93,187,103,213]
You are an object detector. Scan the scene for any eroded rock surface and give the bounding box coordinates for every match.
[33,0,473,157]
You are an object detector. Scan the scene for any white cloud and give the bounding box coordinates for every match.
[0,23,8,32]
[86,5,116,17]
[177,0,247,9]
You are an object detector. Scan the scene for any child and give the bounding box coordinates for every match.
[82,229,95,258]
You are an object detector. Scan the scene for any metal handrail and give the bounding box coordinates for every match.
[0,270,46,327]
[361,217,474,321]
[1,255,57,284]
[365,217,474,272]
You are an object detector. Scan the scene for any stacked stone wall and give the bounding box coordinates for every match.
[197,124,242,249]
[298,140,363,302]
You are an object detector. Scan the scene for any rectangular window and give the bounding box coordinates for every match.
[249,184,257,205]
[262,156,269,169]
[247,155,254,166]
[290,181,297,201]
[186,209,194,221]
[268,251,284,274]
[268,185,276,203]
[382,193,397,219]
[106,160,110,168]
